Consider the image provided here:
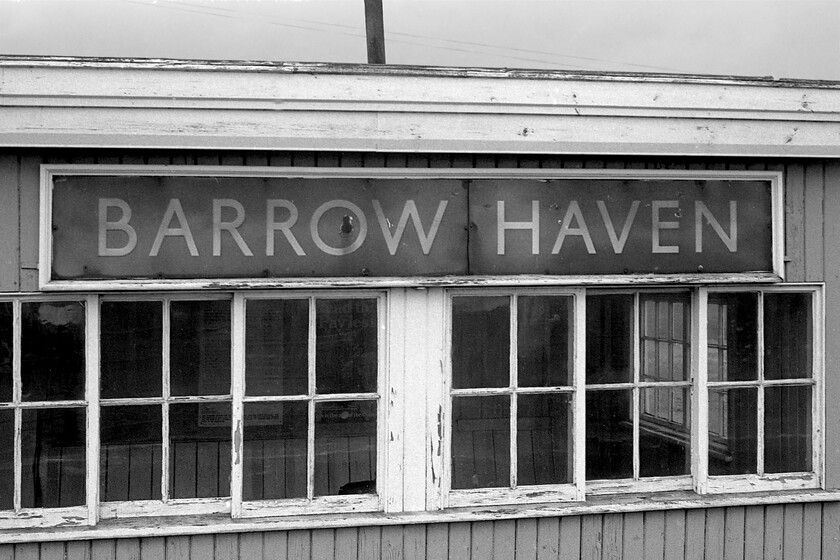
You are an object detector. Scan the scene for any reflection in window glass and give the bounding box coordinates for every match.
[246,300,308,396]
[639,388,690,477]
[765,293,812,380]
[640,294,689,383]
[314,401,377,496]
[316,299,377,394]
[0,409,12,509]
[0,303,11,403]
[100,405,162,502]
[707,293,758,382]
[765,386,812,473]
[708,388,757,476]
[585,390,632,480]
[170,301,231,397]
[101,301,162,399]
[21,408,86,507]
[169,402,231,499]
[518,296,572,387]
[586,295,632,384]
[21,301,85,402]
[517,394,572,485]
[451,396,509,489]
[243,401,307,500]
[452,297,510,389]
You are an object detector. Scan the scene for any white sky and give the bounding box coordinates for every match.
[0,0,838,80]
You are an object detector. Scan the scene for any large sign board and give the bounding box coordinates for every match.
[42,168,781,287]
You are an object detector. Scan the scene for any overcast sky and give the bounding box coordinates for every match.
[0,0,838,81]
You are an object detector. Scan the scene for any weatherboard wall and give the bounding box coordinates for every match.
[0,151,838,559]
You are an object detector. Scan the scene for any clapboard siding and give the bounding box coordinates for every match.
[2,502,840,559]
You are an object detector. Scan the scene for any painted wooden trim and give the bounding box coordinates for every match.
[3,58,840,157]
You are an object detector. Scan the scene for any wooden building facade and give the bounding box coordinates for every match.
[1,57,840,559]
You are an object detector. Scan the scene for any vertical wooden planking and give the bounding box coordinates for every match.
[189,535,214,560]
[803,163,825,281]
[403,524,426,560]
[0,155,19,290]
[558,516,581,560]
[448,523,471,560]
[705,508,726,560]
[684,509,706,560]
[68,541,92,560]
[579,515,602,560]
[335,527,359,560]
[287,530,311,560]
[723,507,745,560]
[515,518,538,560]
[781,504,804,560]
[214,534,238,560]
[801,502,822,560]
[115,539,142,560]
[643,511,666,560]
[536,517,560,560]
[91,540,117,560]
[623,512,645,559]
[311,529,336,560]
[426,523,449,560]
[471,521,494,559]
[0,546,12,560]
[784,163,806,281]
[823,502,840,559]
[40,542,66,560]
[663,510,685,560]
[764,504,785,560]
[358,526,381,560]
[601,514,623,560]
[823,163,840,489]
[18,155,40,291]
[492,519,516,560]
[239,533,263,560]
[14,543,40,560]
[743,505,765,560]
[381,525,404,560]
[263,531,289,560]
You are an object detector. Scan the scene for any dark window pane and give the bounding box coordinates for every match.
[765,385,812,473]
[243,401,308,500]
[169,402,231,499]
[101,301,162,399]
[170,301,231,397]
[316,299,377,394]
[0,303,11,402]
[518,296,572,387]
[640,294,690,382]
[314,400,377,496]
[708,293,758,382]
[451,395,510,489]
[517,394,572,485]
[21,408,86,507]
[452,297,509,389]
[21,301,85,402]
[586,390,632,480]
[100,405,162,502]
[639,388,690,477]
[708,388,757,476]
[765,293,812,380]
[246,299,308,396]
[586,295,632,384]
[0,409,12,509]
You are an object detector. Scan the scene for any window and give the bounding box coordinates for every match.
[445,286,822,506]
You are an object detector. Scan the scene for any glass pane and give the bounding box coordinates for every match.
[518,296,572,387]
[100,405,162,502]
[586,390,632,480]
[0,303,11,402]
[314,400,377,496]
[246,299,308,396]
[0,409,12,509]
[21,301,85,402]
[586,295,632,384]
[765,385,812,473]
[170,300,231,397]
[640,295,690,382]
[639,388,690,477]
[316,299,378,394]
[707,293,758,382]
[451,395,510,489]
[243,401,307,500]
[101,301,162,399]
[21,408,86,507]
[452,297,510,389]
[708,388,757,476]
[764,293,813,380]
[517,394,572,485]
[169,402,231,499]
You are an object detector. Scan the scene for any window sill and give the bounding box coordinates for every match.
[3,489,840,544]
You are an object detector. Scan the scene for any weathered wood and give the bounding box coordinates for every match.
[558,516,581,560]
[579,515,602,560]
[18,155,40,291]
[358,526,381,560]
[14,543,39,560]
[801,502,822,560]
[115,539,142,560]
[722,506,745,560]
[381,525,403,560]
[684,509,706,560]
[214,534,238,560]
[189,534,213,560]
[515,518,538,560]
[68,540,92,560]
[40,541,66,560]
[0,545,12,560]
[804,163,825,281]
[764,504,785,560]
[492,519,515,560]
[536,517,561,560]
[601,514,623,560]
[471,521,493,559]
[823,502,840,559]
[643,510,665,560]
[663,509,685,560]
[743,505,765,560]
[448,523,471,560]
[824,163,840,490]
[334,527,358,560]
[287,530,311,560]
[402,524,426,560]
[426,523,449,560]
[782,504,804,560]
[311,529,335,560]
[263,531,289,560]
[785,163,806,281]
[0,155,19,291]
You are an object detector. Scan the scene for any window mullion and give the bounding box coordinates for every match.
[12,300,20,512]
[510,295,517,490]
[161,299,171,503]
[573,291,586,501]
[692,288,708,494]
[307,298,316,501]
[85,295,100,525]
[230,294,246,518]
[632,293,640,480]
[757,292,765,476]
